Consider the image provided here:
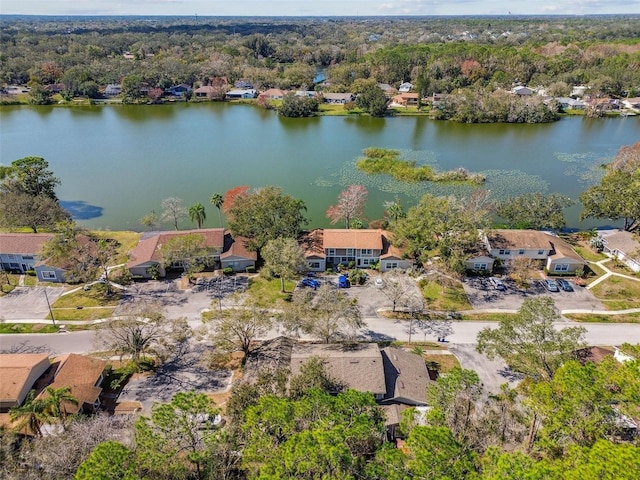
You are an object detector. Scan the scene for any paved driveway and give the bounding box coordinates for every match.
[116,343,231,414]
[0,286,65,320]
[118,276,249,322]
[462,276,604,311]
[448,343,523,396]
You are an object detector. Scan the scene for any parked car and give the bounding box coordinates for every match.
[542,279,560,292]
[557,279,574,292]
[301,278,319,289]
[489,277,506,291]
[374,277,384,288]
[337,274,350,288]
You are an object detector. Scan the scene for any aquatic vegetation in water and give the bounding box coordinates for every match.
[313,153,549,204]
[356,147,486,184]
[555,151,611,185]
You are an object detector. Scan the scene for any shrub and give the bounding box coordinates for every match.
[223,267,234,275]
[246,266,256,274]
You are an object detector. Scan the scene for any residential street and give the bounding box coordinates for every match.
[2,318,639,356]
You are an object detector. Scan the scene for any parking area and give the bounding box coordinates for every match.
[118,276,250,321]
[463,276,604,311]
[0,286,65,320]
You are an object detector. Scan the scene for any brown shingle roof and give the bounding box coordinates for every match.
[602,230,640,257]
[548,237,587,263]
[323,229,384,250]
[0,233,54,256]
[300,229,325,259]
[487,230,552,250]
[243,336,295,384]
[40,354,106,414]
[220,233,257,261]
[127,228,225,268]
[381,347,430,405]
[0,354,51,406]
[290,343,386,395]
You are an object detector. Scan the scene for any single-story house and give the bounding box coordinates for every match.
[0,233,54,275]
[484,229,587,274]
[127,229,255,279]
[554,97,585,110]
[398,82,413,93]
[0,353,51,412]
[322,92,355,104]
[584,96,619,111]
[598,229,640,273]
[301,229,413,273]
[622,97,640,110]
[38,354,107,414]
[220,233,257,272]
[290,343,387,398]
[103,84,122,96]
[234,80,253,89]
[44,83,65,93]
[127,228,224,279]
[512,85,533,96]
[244,338,431,440]
[258,88,286,100]
[226,88,257,99]
[391,93,419,107]
[194,85,218,98]
[295,90,319,98]
[166,84,192,97]
[378,83,398,96]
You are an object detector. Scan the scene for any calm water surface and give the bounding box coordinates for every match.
[1,103,638,231]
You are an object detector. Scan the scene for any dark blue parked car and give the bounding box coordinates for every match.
[337,275,350,288]
[301,278,319,289]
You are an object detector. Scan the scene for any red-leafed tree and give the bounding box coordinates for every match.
[222,185,250,213]
[326,184,368,229]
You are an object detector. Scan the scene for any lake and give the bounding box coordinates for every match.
[1,102,638,231]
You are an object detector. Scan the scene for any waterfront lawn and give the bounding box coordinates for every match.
[91,230,142,265]
[573,245,608,263]
[419,279,472,312]
[590,276,640,310]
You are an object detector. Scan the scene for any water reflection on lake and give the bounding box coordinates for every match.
[1,103,637,231]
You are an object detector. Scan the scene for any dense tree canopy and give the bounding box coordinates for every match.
[496,193,575,230]
[477,297,586,382]
[226,186,308,252]
[580,141,640,232]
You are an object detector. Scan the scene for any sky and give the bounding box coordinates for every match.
[2,0,639,17]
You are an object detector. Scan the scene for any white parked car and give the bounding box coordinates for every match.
[374,277,384,288]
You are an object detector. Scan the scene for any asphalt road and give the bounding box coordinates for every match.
[2,318,640,356]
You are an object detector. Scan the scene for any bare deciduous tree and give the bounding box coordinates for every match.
[160,196,186,230]
[283,284,363,343]
[97,302,190,366]
[326,184,368,229]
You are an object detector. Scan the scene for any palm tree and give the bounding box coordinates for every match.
[384,198,405,223]
[210,192,224,227]
[9,390,49,437]
[42,386,78,429]
[188,203,206,229]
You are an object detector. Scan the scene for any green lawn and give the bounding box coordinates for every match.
[422,353,460,374]
[92,230,142,265]
[48,307,115,321]
[563,313,640,323]
[419,279,472,312]
[52,284,122,308]
[244,276,296,308]
[590,276,640,310]
[0,323,60,334]
[573,246,608,262]
[459,312,519,322]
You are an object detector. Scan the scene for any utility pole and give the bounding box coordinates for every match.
[44,288,56,327]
